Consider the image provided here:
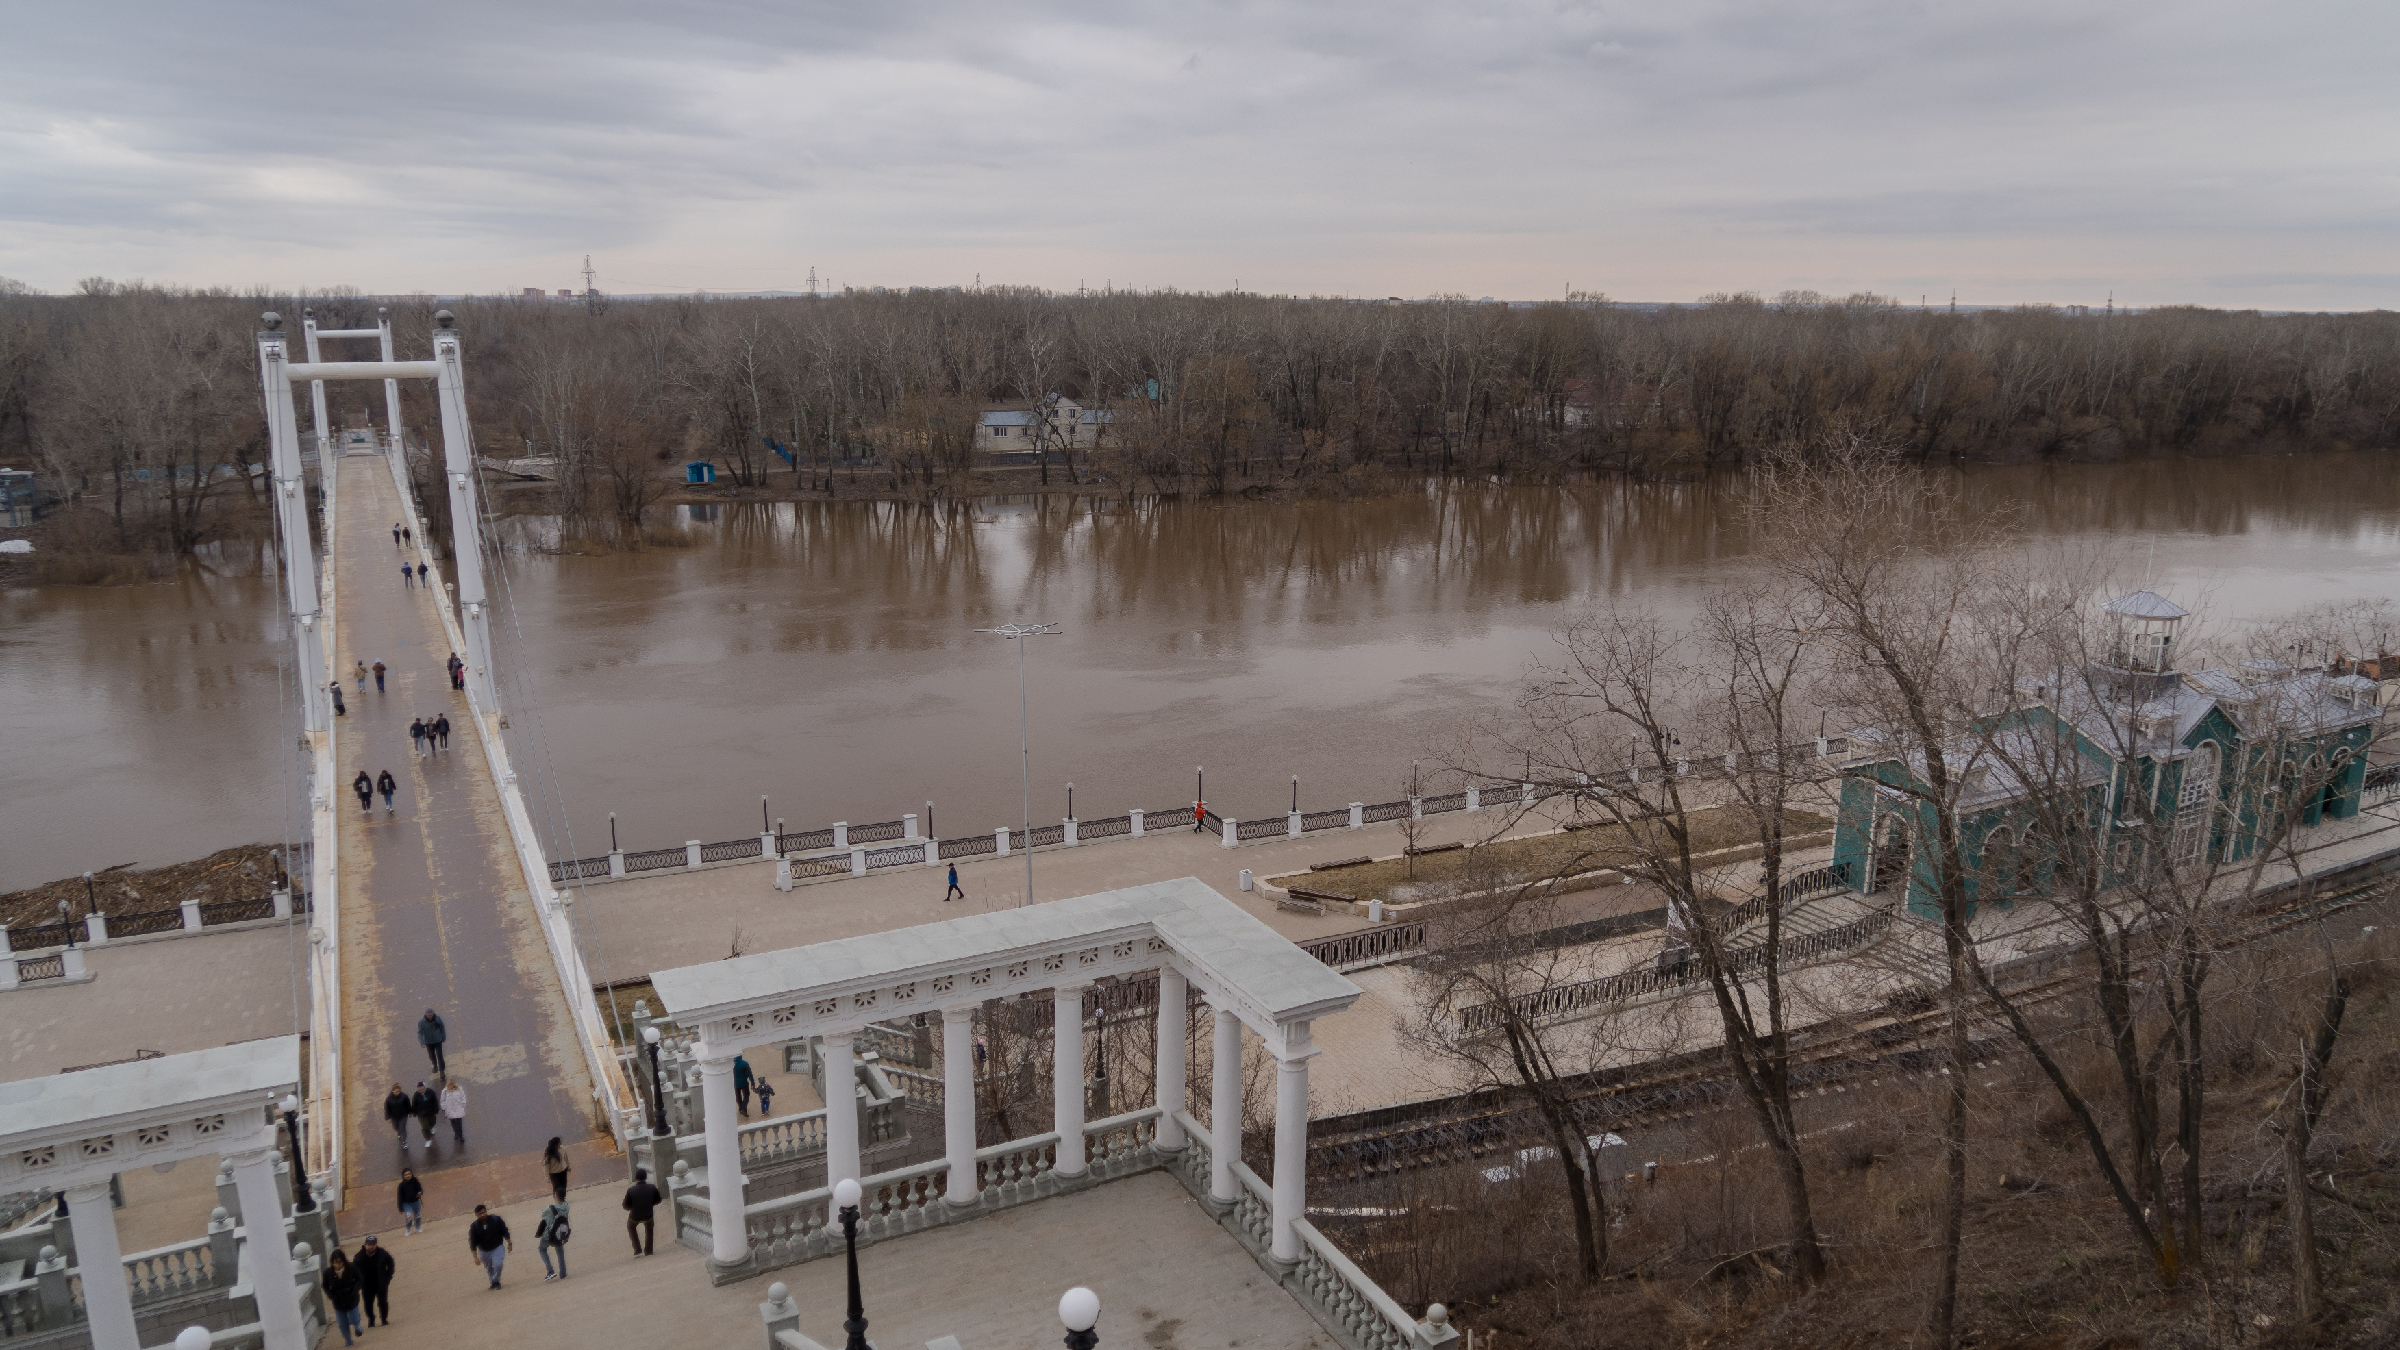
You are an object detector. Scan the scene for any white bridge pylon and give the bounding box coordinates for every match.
[255,308,501,734]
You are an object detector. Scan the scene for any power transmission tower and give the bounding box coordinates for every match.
[582,254,599,311]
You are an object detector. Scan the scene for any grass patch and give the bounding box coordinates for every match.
[1270,807,1832,905]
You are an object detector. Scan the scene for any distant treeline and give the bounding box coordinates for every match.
[2,280,2397,549]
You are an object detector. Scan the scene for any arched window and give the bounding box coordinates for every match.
[2012,823,2041,895]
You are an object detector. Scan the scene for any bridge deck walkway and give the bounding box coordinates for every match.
[328,451,604,1214]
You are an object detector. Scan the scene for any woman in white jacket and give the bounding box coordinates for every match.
[438,1081,468,1145]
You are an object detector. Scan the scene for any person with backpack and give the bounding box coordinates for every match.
[321,1248,363,1345]
[535,1198,571,1280]
[467,1205,510,1289]
[410,1082,440,1149]
[622,1169,662,1256]
[542,1137,570,1201]
[417,1010,448,1077]
[396,1167,424,1234]
[381,1084,411,1144]
[353,771,374,814]
[354,1235,395,1327]
[376,769,397,812]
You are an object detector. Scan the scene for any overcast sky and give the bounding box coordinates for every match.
[3,1,2393,308]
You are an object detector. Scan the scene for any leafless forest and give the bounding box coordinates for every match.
[3,281,2398,573]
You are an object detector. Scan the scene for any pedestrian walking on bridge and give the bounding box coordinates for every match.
[733,1053,754,1117]
[440,1080,468,1145]
[402,525,411,546]
[433,714,451,751]
[353,772,373,813]
[355,1235,395,1327]
[945,863,964,902]
[396,1168,424,1233]
[410,1082,439,1149]
[392,524,402,547]
[377,769,397,812]
[535,1199,571,1280]
[417,1010,448,1078]
[416,561,429,588]
[622,1170,661,1256]
[400,563,414,590]
[322,1249,363,1346]
[382,1084,411,1144]
[409,718,427,756]
[330,683,346,717]
[373,660,387,692]
[354,661,368,693]
[467,1205,510,1289]
[754,1077,776,1117]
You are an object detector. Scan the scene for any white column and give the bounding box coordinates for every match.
[254,320,328,735]
[431,316,499,716]
[1154,967,1188,1149]
[300,312,330,465]
[230,1148,308,1350]
[942,1007,978,1205]
[64,1181,136,1350]
[1053,983,1088,1176]
[1271,1024,1314,1263]
[377,309,404,454]
[820,1032,861,1214]
[1210,1004,1241,1203]
[1129,809,1144,837]
[697,1054,749,1266]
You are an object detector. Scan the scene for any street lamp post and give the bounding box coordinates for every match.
[1060,1286,1100,1349]
[973,622,1061,907]
[279,1094,317,1213]
[834,1178,869,1350]
[642,1026,668,1135]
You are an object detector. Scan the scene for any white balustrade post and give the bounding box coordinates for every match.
[1221,818,1238,848]
[1155,967,1188,1149]
[924,839,940,867]
[903,813,919,841]
[1409,797,1423,821]
[1270,1025,1314,1263]
[0,926,14,991]
[685,840,703,870]
[230,1148,308,1350]
[774,858,793,891]
[942,1007,978,1205]
[848,847,865,877]
[1209,1004,1240,1204]
[761,830,778,860]
[61,946,87,980]
[696,1054,750,1269]
[181,898,204,931]
[1521,781,1534,805]
[1129,809,1144,837]
[1064,817,1079,846]
[64,1181,137,1350]
[820,1033,861,1220]
[1348,802,1364,829]
[272,888,292,919]
[995,826,1010,857]
[85,912,108,945]
[608,851,626,878]
[1053,983,1089,1176]
[1287,811,1301,837]
[1466,786,1481,813]
[831,822,849,849]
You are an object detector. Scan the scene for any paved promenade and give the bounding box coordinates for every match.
[330,453,601,1210]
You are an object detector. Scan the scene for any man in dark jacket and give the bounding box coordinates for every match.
[410,1082,440,1149]
[353,771,374,813]
[467,1205,511,1288]
[418,1010,447,1077]
[433,714,450,751]
[622,1169,663,1256]
[354,1235,396,1326]
[376,769,398,813]
[381,1084,411,1144]
[733,1054,754,1117]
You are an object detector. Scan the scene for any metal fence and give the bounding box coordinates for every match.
[2368,763,2400,803]
[848,819,908,845]
[1706,859,1855,938]
[199,896,278,924]
[778,828,836,854]
[1361,800,1412,824]
[865,844,923,870]
[1300,923,1427,972]
[622,846,687,874]
[1461,902,1897,1032]
[1080,815,1133,841]
[701,838,763,864]
[8,921,76,950]
[109,909,186,938]
[1235,817,1288,841]
[939,834,998,860]
[14,954,64,982]
[1302,808,1352,831]
[1026,824,1066,849]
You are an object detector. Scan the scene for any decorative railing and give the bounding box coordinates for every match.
[1080,814,1133,841]
[1302,808,1353,831]
[863,844,921,870]
[1460,902,1898,1032]
[734,1112,829,1169]
[1707,858,1855,938]
[621,845,687,873]
[7,921,77,949]
[1025,823,1066,849]
[0,1276,47,1337]
[778,828,836,854]
[2368,763,2400,804]
[785,856,848,880]
[14,954,65,982]
[1361,800,1411,824]
[701,838,763,864]
[551,856,614,882]
[1300,923,1426,972]
[199,896,278,923]
[1234,817,1286,841]
[879,1065,943,1108]
[107,909,185,938]
[847,819,908,845]
[1422,791,1469,814]
[938,834,997,860]
[121,1236,213,1301]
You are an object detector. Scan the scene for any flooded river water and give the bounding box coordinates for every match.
[5,455,2397,891]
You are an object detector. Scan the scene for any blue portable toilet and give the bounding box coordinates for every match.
[685,462,717,484]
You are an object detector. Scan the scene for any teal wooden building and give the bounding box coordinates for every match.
[1831,592,2386,919]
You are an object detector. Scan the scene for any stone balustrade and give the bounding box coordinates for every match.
[119,1233,216,1301]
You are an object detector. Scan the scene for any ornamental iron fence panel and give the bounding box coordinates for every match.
[623,846,687,873]
[1360,800,1411,824]
[848,819,907,845]
[778,828,836,854]
[1422,791,1469,814]
[700,837,763,864]
[200,896,278,924]
[1079,815,1132,840]
[1025,824,1066,849]
[548,856,613,883]
[1301,809,1351,832]
[939,835,998,859]
[107,909,184,938]
[864,844,922,870]
[1235,817,1287,841]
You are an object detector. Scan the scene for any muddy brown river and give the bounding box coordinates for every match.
[5,456,2396,891]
